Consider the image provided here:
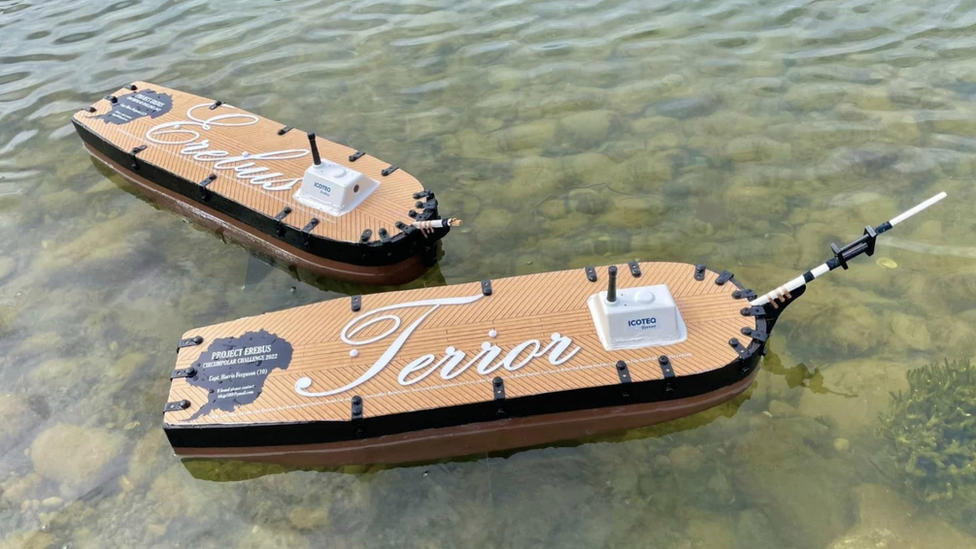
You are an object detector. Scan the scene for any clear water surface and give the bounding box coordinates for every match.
[1,0,976,547]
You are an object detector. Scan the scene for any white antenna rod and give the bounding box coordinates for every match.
[751,192,947,307]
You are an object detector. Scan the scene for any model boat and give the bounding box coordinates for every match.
[163,193,946,465]
[73,82,457,285]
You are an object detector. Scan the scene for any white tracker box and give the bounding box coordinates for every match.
[587,284,688,350]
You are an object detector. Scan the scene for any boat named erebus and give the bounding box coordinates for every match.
[73,82,457,285]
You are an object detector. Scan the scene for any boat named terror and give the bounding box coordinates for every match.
[162,189,946,464]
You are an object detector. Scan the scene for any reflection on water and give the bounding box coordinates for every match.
[2,0,976,546]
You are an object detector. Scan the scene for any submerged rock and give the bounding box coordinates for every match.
[30,423,125,495]
[0,531,55,549]
[491,119,557,152]
[721,136,792,163]
[654,95,719,119]
[0,393,40,451]
[732,418,854,549]
[797,357,910,437]
[127,428,171,488]
[826,484,976,549]
[558,109,615,149]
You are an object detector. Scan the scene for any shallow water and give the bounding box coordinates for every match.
[2,0,976,547]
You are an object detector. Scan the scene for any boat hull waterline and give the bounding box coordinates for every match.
[73,82,449,285]
[164,262,783,465]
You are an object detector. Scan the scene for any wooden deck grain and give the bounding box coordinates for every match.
[166,262,755,427]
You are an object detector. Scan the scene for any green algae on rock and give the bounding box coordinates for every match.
[879,358,976,533]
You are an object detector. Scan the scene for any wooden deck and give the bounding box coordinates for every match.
[73,82,422,244]
[166,262,755,427]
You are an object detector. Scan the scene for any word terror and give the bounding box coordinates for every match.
[294,294,581,397]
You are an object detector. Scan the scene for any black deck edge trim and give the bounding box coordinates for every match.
[351,295,362,312]
[72,119,449,268]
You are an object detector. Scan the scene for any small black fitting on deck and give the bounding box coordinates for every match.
[178,335,203,349]
[106,95,118,103]
[164,400,191,412]
[481,279,493,296]
[351,396,364,420]
[628,260,642,278]
[740,306,766,317]
[274,207,292,236]
[302,219,320,248]
[381,165,399,177]
[616,360,632,384]
[715,270,734,286]
[277,126,293,136]
[360,229,372,243]
[199,173,216,201]
[694,264,706,281]
[732,289,757,300]
[130,144,147,171]
[585,266,597,282]
[659,355,675,379]
[493,377,506,401]
[170,367,197,380]
[741,326,768,342]
[349,150,365,162]
[351,295,362,312]
[209,100,223,110]
[126,84,138,91]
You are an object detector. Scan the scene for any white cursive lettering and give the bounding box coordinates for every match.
[294,294,582,397]
[146,104,308,191]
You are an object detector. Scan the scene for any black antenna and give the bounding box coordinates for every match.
[307,132,321,166]
[607,266,617,303]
